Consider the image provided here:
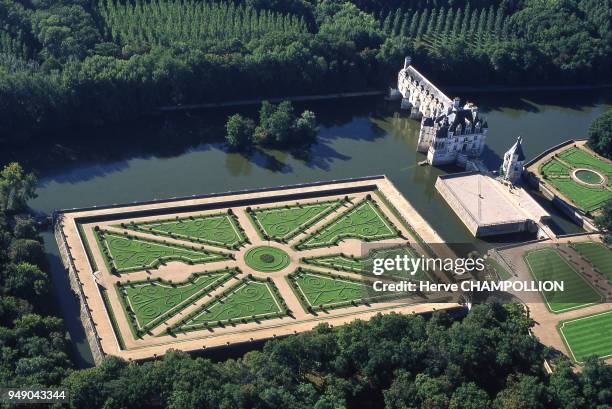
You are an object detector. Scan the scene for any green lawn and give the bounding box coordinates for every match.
[572,242,612,281]
[558,147,612,175]
[124,212,246,249]
[117,270,234,335]
[524,248,602,313]
[546,178,611,212]
[249,199,344,241]
[296,198,400,250]
[176,279,286,331]
[303,245,432,283]
[540,159,570,177]
[96,230,229,273]
[558,310,612,363]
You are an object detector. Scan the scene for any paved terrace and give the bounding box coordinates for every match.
[436,172,550,237]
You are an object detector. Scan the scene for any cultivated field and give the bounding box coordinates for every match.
[56,177,453,361]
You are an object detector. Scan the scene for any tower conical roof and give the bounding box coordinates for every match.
[509,137,526,161]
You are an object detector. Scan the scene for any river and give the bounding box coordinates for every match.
[7,89,609,366]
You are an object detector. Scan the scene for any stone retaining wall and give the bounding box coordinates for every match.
[435,177,479,235]
[54,217,105,364]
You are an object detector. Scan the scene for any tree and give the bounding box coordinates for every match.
[588,108,612,159]
[294,110,318,142]
[9,238,46,267]
[2,262,49,301]
[595,199,612,243]
[225,114,255,149]
[13,217,40,241]
[253,100,317,146]
[0,163,37,212]
[449,382,491,409]
[493,374,547,409]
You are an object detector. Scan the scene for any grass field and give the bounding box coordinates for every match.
[125,212,246,249]
[540,159,570,176]
[546,178,611,212]
[558,147,612,175]
[96,230,229,273]
[524,248,602,313]
[296,198,400,250]
[572,242,612,281]
[249,199,344,241]
[558,310,612,363]
[176,279,285,331]
[303,245,432,282]
[117,270,234,334]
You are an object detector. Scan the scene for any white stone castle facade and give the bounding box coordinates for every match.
[398,57,488,167]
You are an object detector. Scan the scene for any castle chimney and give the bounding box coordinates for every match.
[453,97,460,109]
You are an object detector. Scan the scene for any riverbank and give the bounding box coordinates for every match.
[153,84,612,113]
[446,83,612,94]
[155,90,386,113]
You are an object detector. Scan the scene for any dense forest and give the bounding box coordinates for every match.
[0,0,610,142]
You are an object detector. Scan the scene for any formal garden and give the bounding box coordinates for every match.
[302,245,433,283]
[247,199,345,242]
[539,146,612,212]
[171,277,288,333]
[116,269,237,337]
[120,211,247,249]
[288,269,389,313]
[81,188,434,351]
[295,197,402,250]
[94,229,231,274]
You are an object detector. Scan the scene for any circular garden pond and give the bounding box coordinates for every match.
[574,169,604,185]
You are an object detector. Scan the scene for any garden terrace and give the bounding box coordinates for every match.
[529,141,612,214]
[55,176,455,362]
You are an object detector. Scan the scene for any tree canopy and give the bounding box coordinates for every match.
[0,0,609,142]
[227,100,318,148]
[588,108,612,160]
